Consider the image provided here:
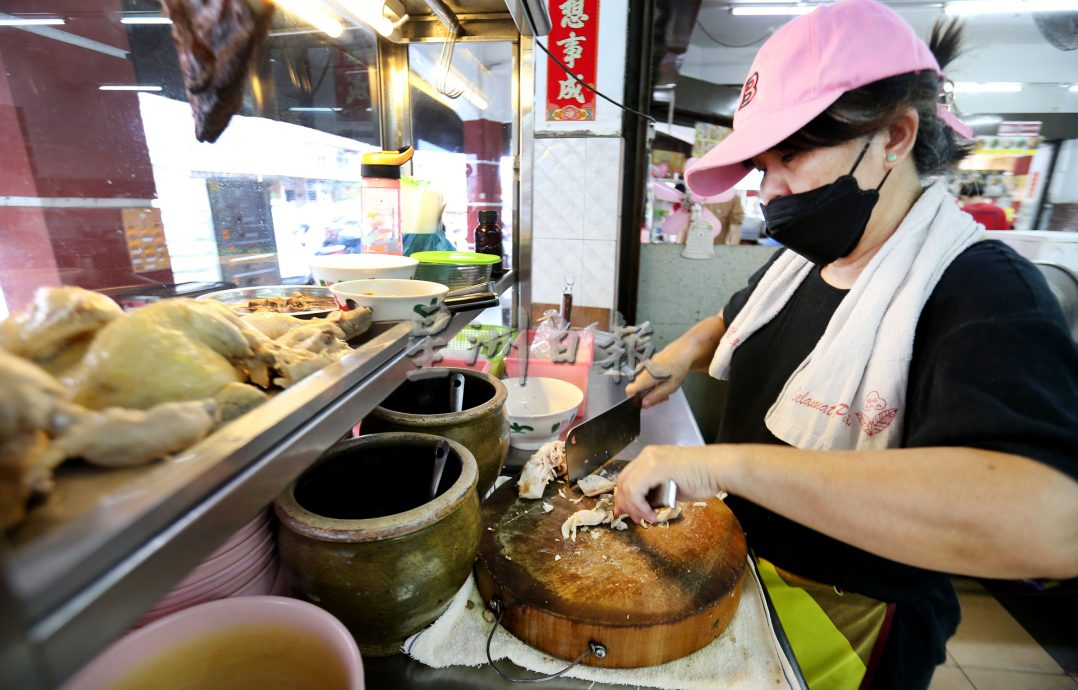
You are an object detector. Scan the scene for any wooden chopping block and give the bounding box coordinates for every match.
[475,464,748,669]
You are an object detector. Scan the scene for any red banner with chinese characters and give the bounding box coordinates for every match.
[545,0,600,122]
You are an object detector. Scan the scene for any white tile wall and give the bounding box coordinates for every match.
[533,138,587,241]
[580,239,616,308]
[583,138,623,242]
[532,136,622,311]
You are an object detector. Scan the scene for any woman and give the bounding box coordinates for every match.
[614,1,1078,689]
[958,180,1011,230]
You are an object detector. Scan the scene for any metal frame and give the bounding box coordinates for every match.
[616,0,656,324]
[375,26,531,329]
[515,35,534,329]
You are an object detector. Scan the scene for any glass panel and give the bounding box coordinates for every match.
[406,41,514,269]
[0,0,380,316]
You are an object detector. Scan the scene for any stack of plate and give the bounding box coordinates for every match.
[136,509,282,627]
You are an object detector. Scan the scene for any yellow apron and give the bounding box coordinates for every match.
[757,558,895,690]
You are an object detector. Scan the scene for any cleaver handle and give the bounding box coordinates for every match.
[645,480,678,509]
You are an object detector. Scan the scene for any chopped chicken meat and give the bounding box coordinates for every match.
[517,440,566,499]
[576,473,616,497]
[561,494,683,541]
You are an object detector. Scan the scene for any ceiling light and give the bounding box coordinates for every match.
[99,84,162,91]
[0,17,65,26]
[952,81,1017,93]
[945,1,1078,15]
[328,0,397,38]
[730,6,817,16]
[121,17,172,25]
[271,0,344,38]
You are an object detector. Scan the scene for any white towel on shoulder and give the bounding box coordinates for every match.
[708,181,984,450]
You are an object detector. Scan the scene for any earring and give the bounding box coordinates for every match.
[886,152,898,163]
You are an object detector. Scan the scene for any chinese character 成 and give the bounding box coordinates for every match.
[556,31,586,69]
[558,75,586,104]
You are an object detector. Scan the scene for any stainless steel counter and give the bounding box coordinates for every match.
[363,366,708,689]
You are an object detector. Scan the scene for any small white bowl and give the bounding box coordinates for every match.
[330,279,448,322]
[502,377,584,450]
[309,254,418,286]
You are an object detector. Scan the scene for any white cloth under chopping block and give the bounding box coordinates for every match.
[403,555,804,690]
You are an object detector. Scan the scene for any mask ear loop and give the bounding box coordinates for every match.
[848,140,873,175]
[848,139,892,191]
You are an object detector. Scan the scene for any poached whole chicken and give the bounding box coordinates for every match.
[0,287,373,530]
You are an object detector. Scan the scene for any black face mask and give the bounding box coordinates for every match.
[761,141,891,266]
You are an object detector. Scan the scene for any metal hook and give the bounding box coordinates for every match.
[484,597,607,683]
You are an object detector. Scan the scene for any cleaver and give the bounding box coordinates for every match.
[564,392,677,508]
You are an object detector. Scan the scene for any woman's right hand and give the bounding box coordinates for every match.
[625,343,691,409]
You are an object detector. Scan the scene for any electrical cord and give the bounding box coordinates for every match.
[694,19,771,49]
[522,7,655,124]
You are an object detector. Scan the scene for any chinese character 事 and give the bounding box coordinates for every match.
[556,31,586,68]
[559,0,589,29]
[558,75,586,104]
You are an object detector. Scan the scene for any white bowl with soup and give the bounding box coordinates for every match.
[330,279,448,322]
[61,596,364,690]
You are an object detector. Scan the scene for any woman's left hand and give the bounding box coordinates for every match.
[614,445,738,523]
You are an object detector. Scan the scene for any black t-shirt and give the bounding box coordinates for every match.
[718,241,1078,689]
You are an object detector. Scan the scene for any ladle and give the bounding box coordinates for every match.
[449,372,465,413]
[431,438,450,500]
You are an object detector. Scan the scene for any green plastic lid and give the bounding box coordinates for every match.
[411,251,500,265]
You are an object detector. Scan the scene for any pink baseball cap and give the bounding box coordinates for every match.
[685,0,972,197]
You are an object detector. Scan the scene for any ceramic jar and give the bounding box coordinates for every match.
[274,432,481,656]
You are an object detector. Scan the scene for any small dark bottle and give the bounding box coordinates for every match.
[474,210,504,277]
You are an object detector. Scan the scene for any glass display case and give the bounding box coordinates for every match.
[0,2,538,687]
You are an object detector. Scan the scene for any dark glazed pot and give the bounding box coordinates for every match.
[362,368,509,498]
[274,432,481,656]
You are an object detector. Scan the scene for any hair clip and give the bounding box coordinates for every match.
[937,77,957,112]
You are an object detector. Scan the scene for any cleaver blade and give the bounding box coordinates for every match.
[564,392,644,482]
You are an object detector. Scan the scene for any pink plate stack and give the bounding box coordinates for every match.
[135,509,283,627]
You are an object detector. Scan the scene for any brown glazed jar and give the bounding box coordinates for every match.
[274,433,481,656]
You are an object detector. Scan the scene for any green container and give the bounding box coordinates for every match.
[449,324,515,378]
[411,251,498,290]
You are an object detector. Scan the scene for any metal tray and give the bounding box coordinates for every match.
[196,285,337,318]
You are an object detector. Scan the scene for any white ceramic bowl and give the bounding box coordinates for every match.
[330,279,448,322]
[502,377,584,450]
[63,596,364,690]
[308,254,418,286]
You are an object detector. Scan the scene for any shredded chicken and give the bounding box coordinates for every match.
[576,473,616,497]
[517,440,566,499]
[561,494,683,541]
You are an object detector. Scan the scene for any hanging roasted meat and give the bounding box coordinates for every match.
[160,0,275,143]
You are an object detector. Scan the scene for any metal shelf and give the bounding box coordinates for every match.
[0,272,514,688]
